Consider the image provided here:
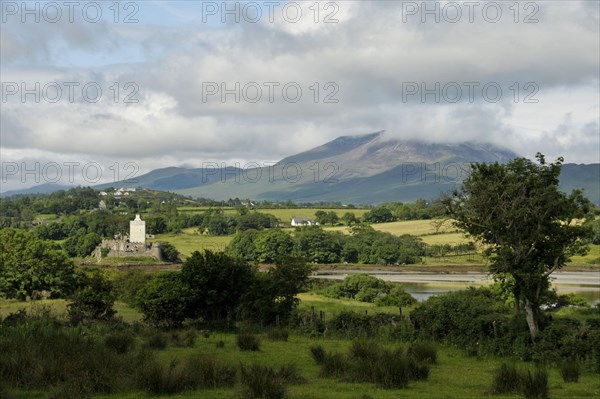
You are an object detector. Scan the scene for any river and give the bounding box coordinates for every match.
[314,270,600,304]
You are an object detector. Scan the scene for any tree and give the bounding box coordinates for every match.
[446,154,591,339]
[239,257,313,324]
[254,229,295,263]
[68,268,116,324]
[0,228,75,300]
[180,250,255,322]
[294,227,343,263]
[159,241,180,263]
[226,229,260,261]
[342,212,358,225]
[137,272,192,327]
[363,206,395,223]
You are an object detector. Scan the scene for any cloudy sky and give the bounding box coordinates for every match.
[1,0,599,191]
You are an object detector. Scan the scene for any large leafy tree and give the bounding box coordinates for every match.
[181,250,255,322]
[446,154,591,339]
[0,228,76,300]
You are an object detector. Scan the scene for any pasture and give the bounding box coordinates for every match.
[3,294,598,399]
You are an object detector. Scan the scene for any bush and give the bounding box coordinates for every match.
[112,271,152,307]
[267,329,289,342]
[170,329,197,348]
[309,345,327,364]
[319,352,348,378]
[407,342,437,365]
[488,363,548,398]
[349,340,381,360]
[310,342,429,390]
[521,368,548,399]
[374,286,417,307]
[371,349,410,389]
[560,360,580,383]
[276,364,306,385]
[104,331,135,354]
[489,363,521,395]
[236,333,261,351]
[136,355,236,395]
[187,356,237,389]
[0,315,138,395]
[144,332,168,350]
[239,364,286,399]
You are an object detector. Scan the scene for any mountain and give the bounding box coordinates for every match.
[0,183,73,197]
[98,132,599,205]
[4,132,598,204]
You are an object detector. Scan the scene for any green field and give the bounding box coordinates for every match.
[4,295,598,399]
[153,229,233,258]
[158,214,599,266]
[324,219,472,247]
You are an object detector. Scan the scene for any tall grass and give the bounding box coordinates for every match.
[489,363,548,399]
[311,340,435,389]
[239,364,286,399]
[236,333,261,351]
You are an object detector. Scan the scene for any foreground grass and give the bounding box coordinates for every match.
[10,333,599,399]
[3,293,600,398]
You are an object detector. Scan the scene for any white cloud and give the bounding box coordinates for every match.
[1,0,599,192]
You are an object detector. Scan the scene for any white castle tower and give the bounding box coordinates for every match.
[129,214,146,244]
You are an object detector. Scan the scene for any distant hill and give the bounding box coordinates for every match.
[4,132,598,204]
[0,183,73,197]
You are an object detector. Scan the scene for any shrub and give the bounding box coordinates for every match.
[375,286,417,307]
[309,345,327,364]
[111,271,152,307]
[104,331,135,354]
[407,342,437,365]
[560,360,580,383]
[349,340,381,360]
[144,332,167,350]
[135,359,188,395]
[521,368,548,399]
[267,329,289,342]
[276,364,306,385]
[135,355,235,395]
[371,349,410,389]
[170,329,197,348]
[489,363,521,395]
[319,352,348,378]
[236,333,261,351]
[187,356,236,388]
[239,364,286,399]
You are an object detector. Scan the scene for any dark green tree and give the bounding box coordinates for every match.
[226,229,260,261]
[0,228,75,300]
[342,212,358,225]
[180,250,255,322]
[254,229,295,263]
[159,241,180,263]
[446,154,591,339]
[363,206,395,223]
[68,268,116,324]
[137,272,192,327]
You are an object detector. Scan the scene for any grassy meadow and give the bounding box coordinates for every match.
[3,293,599,399]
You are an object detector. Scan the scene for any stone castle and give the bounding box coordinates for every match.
[95,214,162,262]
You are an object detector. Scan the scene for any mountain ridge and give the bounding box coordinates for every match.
[2,133,598,204]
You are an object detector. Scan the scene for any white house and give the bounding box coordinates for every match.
[291,217,317,226]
